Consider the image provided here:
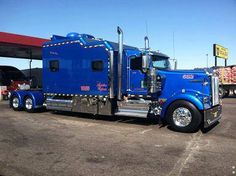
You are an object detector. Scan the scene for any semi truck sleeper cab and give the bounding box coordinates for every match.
[10,27,222,132]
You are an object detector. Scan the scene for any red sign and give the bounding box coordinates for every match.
[97,82,107,91]
[81,86,90,91]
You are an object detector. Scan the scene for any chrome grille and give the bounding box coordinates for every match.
[211,75,220,106]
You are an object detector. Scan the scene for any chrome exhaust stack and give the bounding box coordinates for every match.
[117,26,123,100]
[143,36,158,94]
[144,36,149,51]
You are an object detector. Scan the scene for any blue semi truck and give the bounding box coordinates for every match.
[10,27,222,132]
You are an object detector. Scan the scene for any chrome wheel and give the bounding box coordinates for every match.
[172,107,192,127]
[12,97,19,108]
[25,98,33,110]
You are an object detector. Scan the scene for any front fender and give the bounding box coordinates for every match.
[160,93,204,119]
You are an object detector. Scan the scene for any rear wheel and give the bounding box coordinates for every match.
[219,87,225,98]
[219,87,229,98]
[224,89,229,97]
[11,96,22,111]
[166,100,202,133]
[24,97,35,113]
[233,89,236,96]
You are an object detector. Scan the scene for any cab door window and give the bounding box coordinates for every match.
[130,57,142,70]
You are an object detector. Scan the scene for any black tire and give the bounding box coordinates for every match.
[219,87,229,98]
[166,100,202,133]
[233,89,236,96]
[219,87,225,99]
[224,89,229,97]
[24,96,35,113]
[11,96,22,111]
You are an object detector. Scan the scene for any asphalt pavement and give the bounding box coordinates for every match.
[0,98,235,176]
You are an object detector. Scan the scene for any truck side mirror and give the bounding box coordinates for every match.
[142,55,149,72]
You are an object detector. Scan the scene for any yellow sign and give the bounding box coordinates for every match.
[213,44,228,59]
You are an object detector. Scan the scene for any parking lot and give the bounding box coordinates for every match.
[0,98,235,176]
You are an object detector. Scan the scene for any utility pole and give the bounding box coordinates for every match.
[206,54,209,68]
[173,32,175,60]
[29,49,32,79]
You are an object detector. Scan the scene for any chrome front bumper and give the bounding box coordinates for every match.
[204,105,222,128]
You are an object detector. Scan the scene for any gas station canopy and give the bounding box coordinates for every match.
[0,32,49,60]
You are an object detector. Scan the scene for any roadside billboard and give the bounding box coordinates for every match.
[213,44,228,60]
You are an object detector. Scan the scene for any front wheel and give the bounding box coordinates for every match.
[166,100,202,133]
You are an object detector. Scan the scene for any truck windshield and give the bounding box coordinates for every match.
[151,56,170,70]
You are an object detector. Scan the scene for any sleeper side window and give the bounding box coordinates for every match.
[91,60,104,71]
[49,60,59,72]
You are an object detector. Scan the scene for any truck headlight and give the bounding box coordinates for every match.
[203,96,209,103]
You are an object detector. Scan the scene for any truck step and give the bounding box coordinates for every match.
[116,99,150,118]
[46,98,73,111]
[117,99,150,111]
[115,108,148,118]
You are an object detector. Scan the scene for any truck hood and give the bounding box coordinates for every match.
[156,68,211,103]
[157,69,210,82]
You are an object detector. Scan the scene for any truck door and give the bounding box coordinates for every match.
[128,56,147,95]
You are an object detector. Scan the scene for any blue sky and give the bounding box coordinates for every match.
[0,0,236,69]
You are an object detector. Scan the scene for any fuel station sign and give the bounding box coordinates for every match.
[213,44,228,59]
